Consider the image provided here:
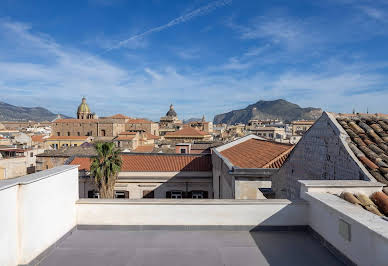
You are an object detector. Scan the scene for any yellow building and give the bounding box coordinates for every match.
[44,136,93,150]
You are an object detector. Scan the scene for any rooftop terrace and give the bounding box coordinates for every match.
[1,166,387,265]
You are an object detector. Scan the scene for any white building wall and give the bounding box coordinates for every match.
[303,192,388,266]
[0,185,18,266]
[0,165,79,265]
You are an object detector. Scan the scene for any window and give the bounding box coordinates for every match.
[30,152,33,157]
[115,190,129,198]
[180,148,186,154]
[143,190,155,198]
[166,191,183,199]
[191,190,208,199]
[73,144,77,147]
[57,132,60,136]
[88,190,99,198]
[67,132,70,136]
[46,165,49,169]
[101,129,106,136]
[77,132,80,136]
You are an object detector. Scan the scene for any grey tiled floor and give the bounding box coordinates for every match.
[38,230,344,266]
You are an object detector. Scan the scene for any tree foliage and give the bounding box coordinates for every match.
[90,142,122,198]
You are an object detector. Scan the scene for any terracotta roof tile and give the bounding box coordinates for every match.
[220,139,293,169]
[133,145,155,153]
[109,114,130,119]
[31,135,44,142]
[46,136,90,140]
[54,119,99,123]
[165,127,209,137]
[145,133,160,140]
[69,154,211,172]
[337,116,388,184]
[127,119,154,124]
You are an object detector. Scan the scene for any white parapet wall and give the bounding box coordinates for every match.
[76,199,308,226]
[0,165,79,266]
[299,180,388,266]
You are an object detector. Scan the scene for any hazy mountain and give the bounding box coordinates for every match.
[213,99,322,124]
[0,101,70,122]
[183,118,202,124]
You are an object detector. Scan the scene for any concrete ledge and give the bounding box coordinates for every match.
[76,224,309,231]
[76,198,306,205]
[0,165,79,191]
[299,180,384,196]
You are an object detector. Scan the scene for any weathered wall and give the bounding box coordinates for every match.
[272,112,372,199]
[36,156,68,171]
[235,178,271,199]
[0,157,28,179]
[211,151,234,199]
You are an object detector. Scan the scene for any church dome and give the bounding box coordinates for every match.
[166,104,177,117]
[77,97,90,113]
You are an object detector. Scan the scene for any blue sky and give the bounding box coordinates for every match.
[1,0,388,121]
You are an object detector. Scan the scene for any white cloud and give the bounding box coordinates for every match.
[144,68,163,80]
[1,17,388,120]
[102,0,233,52]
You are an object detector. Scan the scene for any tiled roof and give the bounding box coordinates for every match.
[220,138,294,168]
[145,133,160,140]
[291,120,315,125]
[337,117,388,184]
[115,135,136,141]
[109,114,130,119]
[127,119,154,124]
[119,132,138,135]
[133,145,155,153]
[46,136,90,140]
[165,127,209,137]
[54,119,99,123]
[0,136,6,140]
[31,135,44,142]
[69,154,212,172]
[37,146,97,157]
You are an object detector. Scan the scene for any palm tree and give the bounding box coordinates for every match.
[90,142,122,198]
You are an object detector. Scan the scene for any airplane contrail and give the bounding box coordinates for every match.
[103,0,232,52]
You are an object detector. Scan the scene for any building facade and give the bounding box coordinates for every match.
[68,153,213,199]
[212,135,294,199]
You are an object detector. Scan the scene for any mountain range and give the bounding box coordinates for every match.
[0,101,70,122]
[213,99,322,124]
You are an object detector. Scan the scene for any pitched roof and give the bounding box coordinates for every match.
[219,138,294,168]
[46,136,90,141]
[54,119,99,123]
[336,117,388,184]
[115,135,136,141]
[31,135,44,142]
[145,132,160,140]
[119,132,138,135]
[0,136,6,140]
[133,145,155,153]
[127,119,153,124]
[37,146,97,157]
[165,127,209,137]
[69,154,212,172]
[109,114,130,119]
